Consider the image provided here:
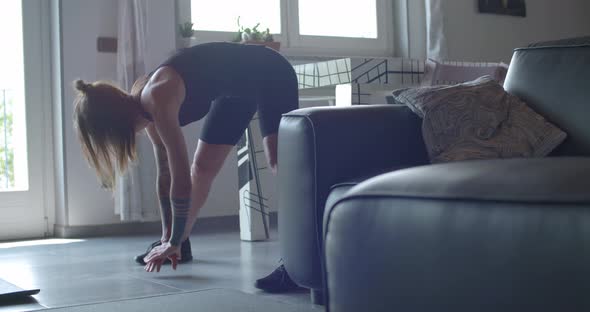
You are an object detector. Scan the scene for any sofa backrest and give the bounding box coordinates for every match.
[504,45,590,156]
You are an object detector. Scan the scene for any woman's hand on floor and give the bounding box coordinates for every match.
[143,242,180,272]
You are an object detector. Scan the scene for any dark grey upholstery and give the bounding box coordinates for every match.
[346,157,590,203]
[324,173,590,311]
[505,45,590,156]
[278,105,428,301]
[321,44,590,311]
[527,36,590,47]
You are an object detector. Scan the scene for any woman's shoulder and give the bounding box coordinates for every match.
[150,66,181,82]
[142,67,186,113]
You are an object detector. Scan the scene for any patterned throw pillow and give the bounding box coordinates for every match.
[391,76,567,163]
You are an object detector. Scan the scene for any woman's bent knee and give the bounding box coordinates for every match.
[190,162,218,182]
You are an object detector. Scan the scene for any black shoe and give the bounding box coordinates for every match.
[255,264,301,293]
[134,240,161,265]
[134,238,193,265]
[179,238,193,264]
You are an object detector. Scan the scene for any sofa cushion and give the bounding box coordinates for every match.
[323,168,410,229]
[325,157,590,311]
[343,157,590,204]
[325,183,357,214]
[392,76,567,163]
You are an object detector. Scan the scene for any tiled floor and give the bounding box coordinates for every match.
[0,230,322,311]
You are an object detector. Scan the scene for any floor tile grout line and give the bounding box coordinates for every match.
[40,287,226,310]
[39,289,321,312]
[35,275,185,309]
[125,273,185,292]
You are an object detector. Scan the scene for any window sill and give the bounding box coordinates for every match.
[179,36,393,61]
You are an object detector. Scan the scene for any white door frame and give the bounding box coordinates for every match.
[0,0,55,241]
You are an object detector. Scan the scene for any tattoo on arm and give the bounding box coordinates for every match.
[159,197,172,235]
[170,197,191,246]
[155,144,172,232]
[155,144,171,197]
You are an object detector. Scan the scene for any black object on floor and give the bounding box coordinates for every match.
[134,238,193,265]
[0,278,39,301]
[255,264,302,293]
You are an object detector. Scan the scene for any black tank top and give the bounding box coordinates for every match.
[153,42,275,126]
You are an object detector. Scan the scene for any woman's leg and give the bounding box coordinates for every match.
[182,96,257,238]
[182,140,234,239]
[262,133,278,175]
[254,47,301,293]
[256,51,298,177]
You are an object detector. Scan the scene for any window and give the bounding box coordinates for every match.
[190,0,281,33]
[298,0,377,38]
[178,0,393,57]
[0,0,53,239]
[0,1,27,191]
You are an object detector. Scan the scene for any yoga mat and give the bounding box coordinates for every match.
[40,289,314,312]
[0,278,39,301]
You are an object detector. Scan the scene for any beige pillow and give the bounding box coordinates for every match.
[421,58,509,86]
[392,76,567,163]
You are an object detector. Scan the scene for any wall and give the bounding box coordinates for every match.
[60,0,120,226]
[442,0,590,62]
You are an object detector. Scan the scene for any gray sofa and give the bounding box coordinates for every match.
[278,43,590,310]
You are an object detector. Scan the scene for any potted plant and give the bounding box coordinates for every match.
[234,17,280,51]
[178,21,195,48]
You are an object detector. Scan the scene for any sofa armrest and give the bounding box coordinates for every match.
[277,104,428,290]
[279,104,428,188]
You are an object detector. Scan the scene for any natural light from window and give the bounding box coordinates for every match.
[0,1,28,191]
[299,0,377,38]
[0,239,85,249]
[191,0,281,33]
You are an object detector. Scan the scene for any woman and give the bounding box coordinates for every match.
[73,42,298,273]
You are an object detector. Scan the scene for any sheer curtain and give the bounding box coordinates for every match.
[395,0,448,60]
[424,0,448,60]
[115,0,147,221]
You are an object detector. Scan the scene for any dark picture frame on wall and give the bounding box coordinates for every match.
[478,0,526,17]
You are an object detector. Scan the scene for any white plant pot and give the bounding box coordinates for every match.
[180,37,193,48]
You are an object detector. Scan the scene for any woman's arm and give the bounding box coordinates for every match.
[146,125,172,241]
[153,113,191,247]
[140,66,188,271]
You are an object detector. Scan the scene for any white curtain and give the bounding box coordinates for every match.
[394,0,448,60]
[424,0,448,61]
[115,0,148,221]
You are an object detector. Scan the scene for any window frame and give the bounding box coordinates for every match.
[0,0,54,240]
[176,0,394,57]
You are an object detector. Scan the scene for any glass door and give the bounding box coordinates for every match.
[0,1,50,240]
